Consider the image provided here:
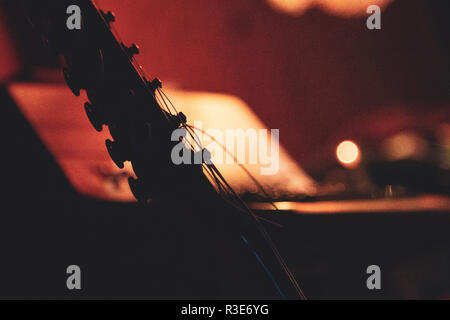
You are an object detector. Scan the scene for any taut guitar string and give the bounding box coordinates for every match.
[154,88,307,300]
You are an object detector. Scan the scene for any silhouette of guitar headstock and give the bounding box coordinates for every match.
[24,0,213,204]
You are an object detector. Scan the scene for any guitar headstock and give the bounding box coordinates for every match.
[23,0,214,203]
[21,1,307,299]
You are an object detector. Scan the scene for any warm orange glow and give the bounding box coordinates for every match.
[383,132,428,161]
[9,83,316,202]
[250,195,450,214]
[266,0,312,15]
[267,0,394,17]
[336,140,360,167]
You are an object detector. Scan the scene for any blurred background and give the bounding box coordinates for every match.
[0,0,449,299]
[1,0,449,197]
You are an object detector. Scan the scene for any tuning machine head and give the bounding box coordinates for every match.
[101,10,116,24]
[145,78,162,93]
[167,112,187,130]
[178,112,187,124]
[125,43,140,58]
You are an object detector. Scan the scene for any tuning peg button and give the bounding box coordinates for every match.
[126,44,140,58]
[151,78,162,88]
[147,78,162,93]
[101,10,116,23]
[178,112,187,124]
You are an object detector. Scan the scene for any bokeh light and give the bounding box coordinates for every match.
[383,132,429,161]
[267,0,394,17]
[337,140,360,167]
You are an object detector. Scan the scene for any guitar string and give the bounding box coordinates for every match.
[137,59,301,298]
[156,92,228,199]
[156,90,242,204]
[136,63,306,298]
[155,91,285,231]
[187,127,287,227]
[201,166,288,297]
[204,164,226,195]
[155,89,176,122]
[201,162,291,295]
[207,163,307,300]
[155,88,227,203]
[157,89,279,211]
[156,89,277,208]
[31,1,300,299]
[186,125,279,210]
[102,0,295,299]
[158,96,231,200]
[154,92,171,122]
[155,89,204,154]
[220,195,284,229]
[155,92,282,221]
[153,90,306,299]
[132,23,306,303]
[204,165,269,226]
[157,91,257,211]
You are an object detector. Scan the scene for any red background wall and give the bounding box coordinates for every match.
[2,0,449,169]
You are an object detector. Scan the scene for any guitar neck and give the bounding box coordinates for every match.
[22,0,305,299]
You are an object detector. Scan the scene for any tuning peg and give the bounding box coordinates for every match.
[63,67,81,96]
[101,10,116,23]
[178,112,187,124]
[126,44,140,58]
[147,78,162,92]
[168,112,187,129]
[105,139,127,169]
[84,102,104,132]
